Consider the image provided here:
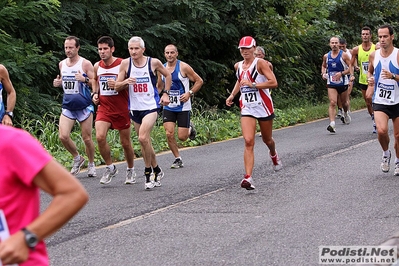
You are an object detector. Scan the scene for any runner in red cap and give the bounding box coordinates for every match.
[226,36,282,190]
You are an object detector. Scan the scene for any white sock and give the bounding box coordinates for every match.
[383,150,390,157]
[330,121,335,127]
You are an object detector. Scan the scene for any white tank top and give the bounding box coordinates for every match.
[127,57,160,111]
[372,48,399,105]
[236,58,274,118]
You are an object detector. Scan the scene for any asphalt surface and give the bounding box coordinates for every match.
[42,109,399,266]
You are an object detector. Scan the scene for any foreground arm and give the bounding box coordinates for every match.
[114,59,131,92]
[0,160,89,265]
[226,63,240,107]
[351,46,360,72]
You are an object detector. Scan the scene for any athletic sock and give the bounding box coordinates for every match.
[144,167,152,182]
[153,165,161,174]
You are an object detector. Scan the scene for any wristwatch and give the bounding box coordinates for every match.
[22,228,39,249]
[252,82,256,89]
[189,90,194,96]
[162,89,170,95]
[5,111,13,119]
[392,73,396,80]
[84,77,90,84]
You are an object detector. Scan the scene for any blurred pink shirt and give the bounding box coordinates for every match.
[0,126,52,266]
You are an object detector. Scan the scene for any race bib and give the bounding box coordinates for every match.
[361,61,369,73]
[328,71,343,84]
[62,76,79,95]
[376,82,395,104]
[242,87,260,107]
[133,77,150,94]
[168,90,181,108]
[99,76,118,96]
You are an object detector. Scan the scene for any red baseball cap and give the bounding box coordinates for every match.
[238,36,256,48]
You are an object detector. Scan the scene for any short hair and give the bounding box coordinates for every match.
[362,26,372,34]
[339,38,346,45]
[256,46,265,55]
[379,24,394,36]
[65,36,80,47]
[165,44,178,52]
[128,36,145,48]
[97,36,114,48]
[330,36,339,43]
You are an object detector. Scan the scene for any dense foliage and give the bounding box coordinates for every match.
[1,0,399,128]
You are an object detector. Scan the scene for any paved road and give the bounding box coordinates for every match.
[43,109,399,266]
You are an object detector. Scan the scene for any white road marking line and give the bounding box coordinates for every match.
[103,187,226,230]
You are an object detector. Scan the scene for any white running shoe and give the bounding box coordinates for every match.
[395,163,399,176]
[100,166,118,184]
[154,169,164,187]
[171,158,184,169]
[344,112,351,124]
[145,173,155,189]
[381,151,391,173]
[145,181,155,190]
[241,175,255,190]
[336,108,343,118]
[125,169,136,184]
[70,156,85,176]
[88,164,97,177]
[154,180,162,187]
[327,124,336,133]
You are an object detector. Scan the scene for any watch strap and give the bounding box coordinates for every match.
[5,112,13,119]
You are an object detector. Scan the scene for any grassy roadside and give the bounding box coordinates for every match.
[23,96,367,167]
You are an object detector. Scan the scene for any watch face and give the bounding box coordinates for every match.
[23,229,38,248]
[27,235,38,246]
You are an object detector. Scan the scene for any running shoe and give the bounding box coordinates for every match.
[125,169,137,184]
[344,112,351,124]
[189,121,197,140]
[241,175,255,190]
[145,181,155,189]
[154,169,164,187]
[171,158,184,169]
[70,155,85,176]
[381,151,391,173]
[336,108,343,118]
[395,163,399,176]
[327,124,336,133]
[145,173,155,190]
[88,164,97,177]
[270,152,282,171]
[100,166,117,184]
